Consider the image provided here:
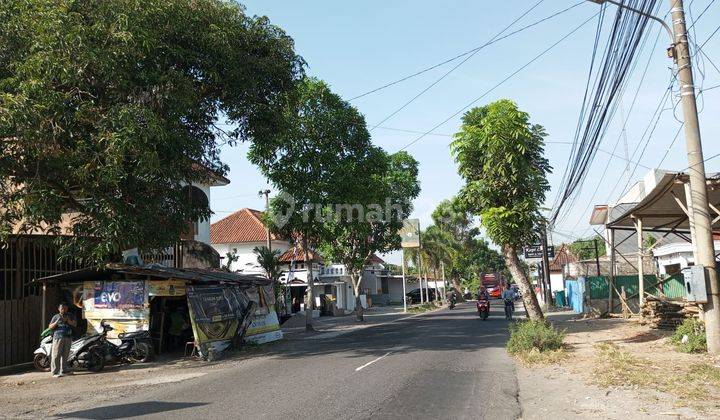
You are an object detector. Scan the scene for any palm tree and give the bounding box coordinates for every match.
[253,246,281,282]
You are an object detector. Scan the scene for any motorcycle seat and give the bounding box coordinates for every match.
[118,330,150,340]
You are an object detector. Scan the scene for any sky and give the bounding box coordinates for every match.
[209,0,720,263]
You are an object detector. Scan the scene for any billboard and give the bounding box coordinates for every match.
[92,281,145,310]
[400,219,420,248]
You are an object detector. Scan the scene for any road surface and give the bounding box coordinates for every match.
[56,301,521,419]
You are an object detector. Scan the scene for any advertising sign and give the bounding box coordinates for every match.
[93,281,145,310]
[186,285,250,323]
[523,245,555,259]
[399,219,420,248]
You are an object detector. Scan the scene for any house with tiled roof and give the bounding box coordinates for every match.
[548,244,577,292]
[210,208,291,273]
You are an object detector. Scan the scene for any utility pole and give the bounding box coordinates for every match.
[589,0,720,352]
[402,248,408,313]
[668,0,720,353]
[540,227,553,307]
[259,189,271,251]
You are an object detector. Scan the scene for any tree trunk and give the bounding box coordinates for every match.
[303,237,314,331]
[352,273,364,322]
[450,273,463,302]
[503,244,544,320]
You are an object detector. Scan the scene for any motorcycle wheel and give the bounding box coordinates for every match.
[33,353,50,371]
[87,348,105,372]
[129,342,153,363]
[481,311,488,320]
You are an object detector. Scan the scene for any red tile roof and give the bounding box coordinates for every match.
[210,208,283,244]
[368,254,385,265]
[549,244,577,272]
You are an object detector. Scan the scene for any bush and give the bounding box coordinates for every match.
[671,318,707,353]
[507,320,565,357]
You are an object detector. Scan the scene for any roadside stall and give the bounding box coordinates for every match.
[35,264,273,359]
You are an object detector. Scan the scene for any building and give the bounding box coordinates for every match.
[210,208,290,273]
[548,244,576,292]
[653,238,720,276]
[1,169,229,368]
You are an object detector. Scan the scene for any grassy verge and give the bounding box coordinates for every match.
[407,303,436,313]
[591,342,720,411]
[507,320,566,366]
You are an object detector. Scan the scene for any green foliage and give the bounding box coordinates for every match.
[0,0,303,263]
[671,318,707,353]
[253,246,282,282]
[507,320,565,357]
[450,100,551,248]
[569,236,606,261]
[223,248,239,272]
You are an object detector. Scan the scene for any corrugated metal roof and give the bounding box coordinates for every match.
[35,263,270,287]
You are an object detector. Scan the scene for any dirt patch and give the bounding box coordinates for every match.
[518,311,720,419]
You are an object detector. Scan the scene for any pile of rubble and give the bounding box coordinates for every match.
[640,296,700,330]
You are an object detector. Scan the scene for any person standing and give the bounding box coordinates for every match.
[49,302,76,377]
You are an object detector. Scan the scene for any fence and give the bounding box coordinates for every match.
[585,274,686,301]
[0,236,81,368]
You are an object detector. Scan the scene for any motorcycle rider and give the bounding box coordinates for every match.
[477,286,490,301]
[48,302,76,377]
[501,284,515,320]
[446,289,457,308]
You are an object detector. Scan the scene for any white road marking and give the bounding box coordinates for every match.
[355,352,392,372]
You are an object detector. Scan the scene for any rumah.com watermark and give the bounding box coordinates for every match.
[269,191,407,228]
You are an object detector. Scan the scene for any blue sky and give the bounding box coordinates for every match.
[210,0,720,261]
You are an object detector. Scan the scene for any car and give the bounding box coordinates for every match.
[406,288,437,304]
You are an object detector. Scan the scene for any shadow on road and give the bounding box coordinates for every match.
[57,401,208,419]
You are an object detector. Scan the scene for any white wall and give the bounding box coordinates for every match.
[213,240,289,272]
[550,273,564,292]
[194,183,212,244]
[387,278,405,302]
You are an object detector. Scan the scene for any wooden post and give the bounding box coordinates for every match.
[41,283,47,328]
[608,228,615,314]
[621,286,629,319]
[635,217,645,307]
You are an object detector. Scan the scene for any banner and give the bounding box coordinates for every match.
[400,219,420,248]
[186,285,250,323]
[186,285,255,359]
[93,281,145,310]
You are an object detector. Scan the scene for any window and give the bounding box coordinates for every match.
[381,278,389,294]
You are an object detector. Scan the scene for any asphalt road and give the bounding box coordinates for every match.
[57,301,521,420]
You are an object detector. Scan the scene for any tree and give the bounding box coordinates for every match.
[248,77,373,330]
[321,151,420,321]
[569,235,606,261]
[0,0,303,263]
[451,99,552,320]
[222,248,239,272]
[254,246,282,282]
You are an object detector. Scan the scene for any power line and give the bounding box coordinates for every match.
[395,11,600,152]
[368,0,581,130]
[351,1,586,102]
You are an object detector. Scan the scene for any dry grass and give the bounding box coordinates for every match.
[591,342,720,411]
[515,347,567,366]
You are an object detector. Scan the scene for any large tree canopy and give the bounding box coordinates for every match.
[451,99,551,320]
[0,0,303,262]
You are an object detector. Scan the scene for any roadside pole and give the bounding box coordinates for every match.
[668,0,720,353]
[441,260,446,304]
[419,253,425,304]
[402,248,408,313]
[259,189,272,251]
[540,228,553,307]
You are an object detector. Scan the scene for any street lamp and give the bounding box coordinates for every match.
[587,0,674,46]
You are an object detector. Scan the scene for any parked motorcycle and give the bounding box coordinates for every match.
[104,328,153,364]
[504,298,515,321]
[33,324,107,372]
[477,298,490,320]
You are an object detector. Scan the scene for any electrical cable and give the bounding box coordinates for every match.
[395,11,601,152]
[350,1,586,102]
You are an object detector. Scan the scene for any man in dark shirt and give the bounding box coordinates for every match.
[49,302,76,377]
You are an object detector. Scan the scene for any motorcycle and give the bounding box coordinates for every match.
[477,298,490,320]
[33,324,107,372]
[448,294,457,310]
[103,328,153,364]
[504,298,515,321]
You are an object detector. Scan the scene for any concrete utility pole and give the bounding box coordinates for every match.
[402,248,408,313]
[259,189,271,251]
[668,0,720,353]
[589,0,720,352]
[540,228,553,306]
